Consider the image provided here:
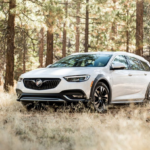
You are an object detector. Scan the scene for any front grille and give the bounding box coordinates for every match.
[23,78,61,90]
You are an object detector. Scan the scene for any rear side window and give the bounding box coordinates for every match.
[113,55,129,69]
[128,57,145,71]
[141,61,150,71]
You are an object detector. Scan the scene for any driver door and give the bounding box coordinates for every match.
[110,55,135,102]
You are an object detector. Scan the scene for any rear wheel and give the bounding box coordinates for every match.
[144,85,150,104]
[147,87,150,100]
[92,82,109,113]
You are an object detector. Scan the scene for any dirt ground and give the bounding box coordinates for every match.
[1,87,150,150]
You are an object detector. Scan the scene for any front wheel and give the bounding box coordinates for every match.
[92,82,110,113]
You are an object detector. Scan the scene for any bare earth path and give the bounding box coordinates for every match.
[1,88,150,150]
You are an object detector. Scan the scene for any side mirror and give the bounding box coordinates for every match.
[46,64,52,68]
[111,63,126,70]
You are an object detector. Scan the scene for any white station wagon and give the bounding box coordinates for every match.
[16,52,150,112]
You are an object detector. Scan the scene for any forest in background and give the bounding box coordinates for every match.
[0,0,149,91]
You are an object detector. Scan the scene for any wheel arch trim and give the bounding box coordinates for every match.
[90,74,112,103]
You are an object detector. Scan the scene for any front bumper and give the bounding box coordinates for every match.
[16,89,89,103]
[16,76,94,99]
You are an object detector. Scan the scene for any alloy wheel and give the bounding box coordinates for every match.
[93,83,109,112]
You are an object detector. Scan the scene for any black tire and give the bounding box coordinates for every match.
[92,82,109,113]
[147,86,150,101]
[142,83,150,104]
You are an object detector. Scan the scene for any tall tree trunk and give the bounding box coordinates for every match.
[0,39,6,86]
[39,28,44,67]
[111,22,117,41]
[23,31,26,73]
[126,8,129,52]
[126,30,129,52]
[4,0,16,91]
[110,21,117,51]
[110,0,117,51]
[136,0,143,56]
[46,28,53,66]
[85,0,89,52]
[76,1,80,52]
[62,1,68,58]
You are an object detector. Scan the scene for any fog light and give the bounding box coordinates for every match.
[73,95,83,98]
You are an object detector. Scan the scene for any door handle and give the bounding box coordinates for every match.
[128,74,132,76]
[144,73,147,76]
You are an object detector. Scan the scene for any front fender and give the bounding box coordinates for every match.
[90,74,112,103]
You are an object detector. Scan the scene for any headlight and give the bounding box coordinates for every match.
[64,75,90,82]
[18,77,23,82]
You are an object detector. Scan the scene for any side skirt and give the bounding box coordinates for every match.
[110,99,144,104]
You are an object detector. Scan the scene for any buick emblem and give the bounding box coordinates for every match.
[36,79,43,87]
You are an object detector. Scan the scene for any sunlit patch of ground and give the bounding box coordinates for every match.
[1,86,150,150]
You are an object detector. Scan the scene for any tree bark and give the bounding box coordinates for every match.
[23,31,27,73]
[75,1,80,53]
[46,28,53,66]
[126,8,129,52]
[110,21,117,51]
[62,1,68,58]
[111,22,117,41]
[4,0,16,91]
[126,30,129,52]
[85,0,89,52]
[0,40,5,86]
[110,0,117,51]
[136,0,143,56]
[39,28,44,67]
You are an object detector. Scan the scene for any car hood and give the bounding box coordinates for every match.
[21,67,101,78]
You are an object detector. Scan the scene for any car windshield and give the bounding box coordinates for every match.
[50,54,112,67]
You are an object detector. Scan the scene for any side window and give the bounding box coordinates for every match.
[112,55,129,69]
[141,61,150,71]
[128,57,145,71]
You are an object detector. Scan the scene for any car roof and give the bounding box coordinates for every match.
[72,51,149,63]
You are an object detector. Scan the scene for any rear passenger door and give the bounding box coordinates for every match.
[127,56,148,99]
[140,60,150,94]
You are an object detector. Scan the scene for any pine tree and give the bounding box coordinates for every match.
[4,0,16,91]
[136,0,143,56]
[39,28,44,67]
[23,30,27,73]
[44,1,63,66]
[85,0,89,52]
[75,0,80,52]
[46,28,53,66]
[62,0,68,58]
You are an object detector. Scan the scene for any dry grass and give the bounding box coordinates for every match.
[1,86,150,150]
